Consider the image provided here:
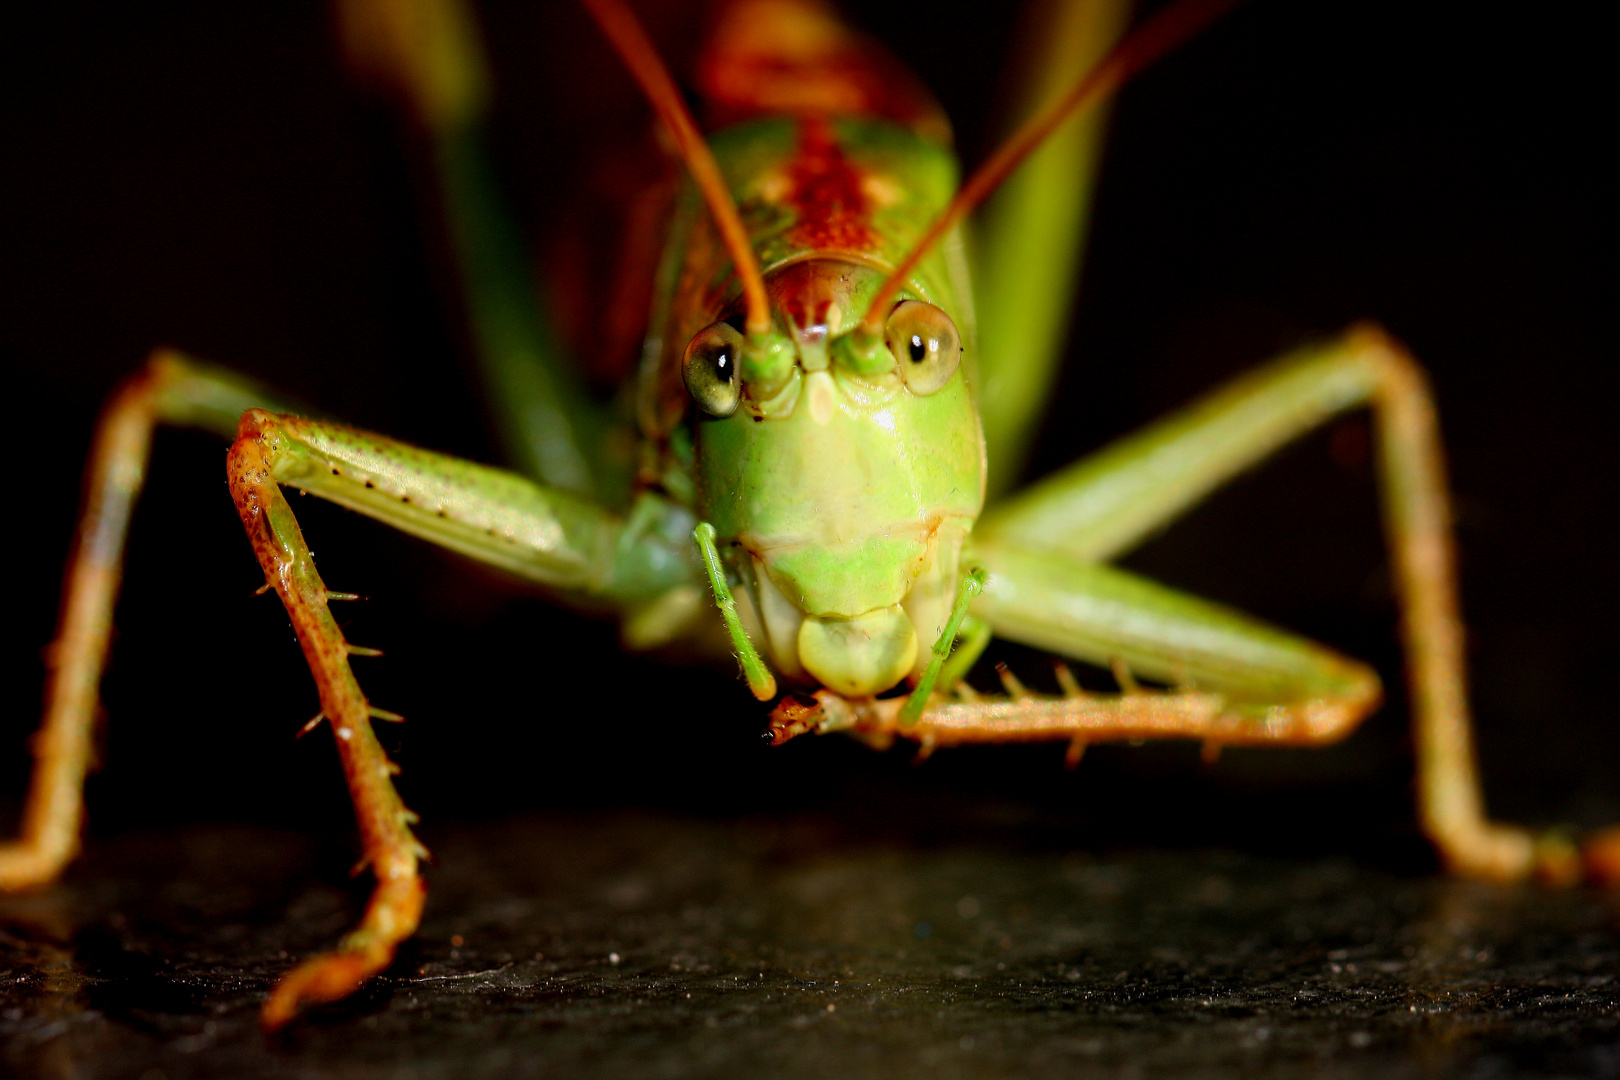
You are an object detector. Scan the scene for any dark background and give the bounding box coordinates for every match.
[0,0,1613,865]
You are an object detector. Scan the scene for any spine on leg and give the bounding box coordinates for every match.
[229,411,427,1030]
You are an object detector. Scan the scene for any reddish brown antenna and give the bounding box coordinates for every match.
[859,0,1243,336]
[580,0,773,338]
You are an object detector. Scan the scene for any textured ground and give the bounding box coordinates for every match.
[3,803,1618,1080]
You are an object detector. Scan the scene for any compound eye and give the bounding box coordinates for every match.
[885,300,961,395]
[682,322,745,417]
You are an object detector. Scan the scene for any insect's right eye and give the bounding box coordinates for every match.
[682,322,745,417]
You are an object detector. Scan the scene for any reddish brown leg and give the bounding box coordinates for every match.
[1,351,274,889]
[776,678,1379,759]
[0,370,157,887]
[228,413,426,1031]
[1364,333,1582,884]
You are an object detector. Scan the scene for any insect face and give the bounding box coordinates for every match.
[690,258,985,697]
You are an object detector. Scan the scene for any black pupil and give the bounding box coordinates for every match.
[909,334,927,363]
[712,348,733,384]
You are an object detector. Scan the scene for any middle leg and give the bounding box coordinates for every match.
[975,326,1589,882]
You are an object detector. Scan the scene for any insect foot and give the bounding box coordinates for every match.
[261,875,427,1031]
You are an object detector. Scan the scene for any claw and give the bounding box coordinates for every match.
[260,875,425,1032]
[262,946,386,1032]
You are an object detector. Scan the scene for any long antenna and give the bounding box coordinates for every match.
[580,0,773,338]
[859,0,1243,336]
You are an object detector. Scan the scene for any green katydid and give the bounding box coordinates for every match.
[2,0,1615,1033]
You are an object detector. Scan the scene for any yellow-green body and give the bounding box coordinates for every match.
[642,113,987,694]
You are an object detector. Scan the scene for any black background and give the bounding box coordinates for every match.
[0,1,1613,865]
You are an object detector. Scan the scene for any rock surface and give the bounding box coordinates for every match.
[3,806,1617,1079]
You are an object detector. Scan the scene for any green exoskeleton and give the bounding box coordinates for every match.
[4,0,1616,1031]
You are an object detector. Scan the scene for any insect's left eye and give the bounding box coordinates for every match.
[683,322,745,417]
[884,300,961,395]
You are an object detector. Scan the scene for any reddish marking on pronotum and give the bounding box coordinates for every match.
[785,117,876,253]
[694,0,947,142]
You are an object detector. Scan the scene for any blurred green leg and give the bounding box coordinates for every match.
[978,326,1562,883]
[974,0,1130,497]
[979,332,1380,560]
[0,351,294,891]
[433,127,613,498]
[972,544,1377,713]
[337,0,613,499]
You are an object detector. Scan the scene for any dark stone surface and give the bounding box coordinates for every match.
[4,805,1617,1079]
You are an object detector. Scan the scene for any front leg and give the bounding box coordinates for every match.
[227,420,427,1030]
[225,407,696,1028]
